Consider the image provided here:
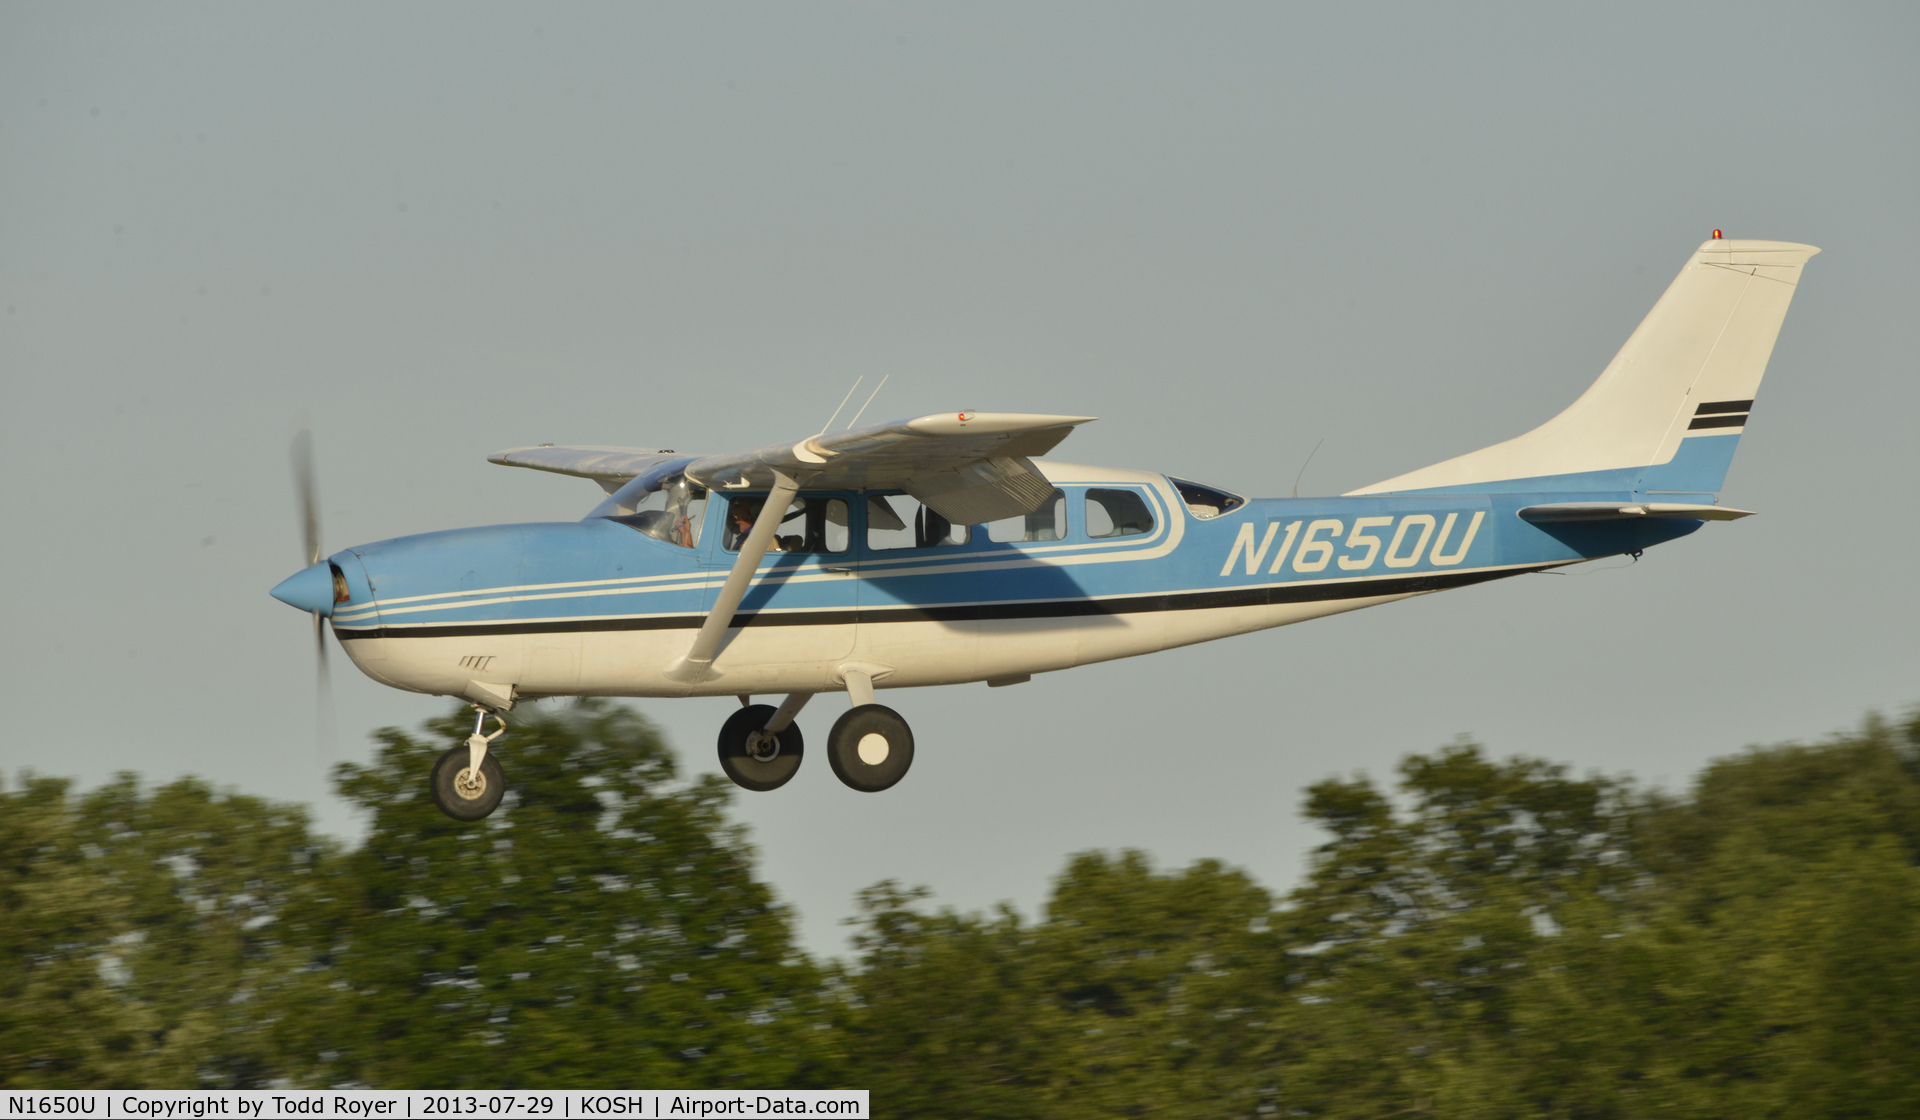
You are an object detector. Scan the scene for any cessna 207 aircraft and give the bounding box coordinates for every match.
[272,235,1818,820]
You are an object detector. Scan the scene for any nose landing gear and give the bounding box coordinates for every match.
[431,707,508,820]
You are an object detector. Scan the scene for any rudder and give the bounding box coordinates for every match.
[1351,237,1820,497]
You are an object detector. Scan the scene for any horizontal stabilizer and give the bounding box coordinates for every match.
[1517,502,1754,523]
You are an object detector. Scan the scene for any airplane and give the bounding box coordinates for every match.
[272,235,1819,821]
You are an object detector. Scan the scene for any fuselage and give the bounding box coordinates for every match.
[316,459,1700,704]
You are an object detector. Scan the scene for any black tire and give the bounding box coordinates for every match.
[718,704,804,792]
[430,743,507,821]
[827,704,915,792]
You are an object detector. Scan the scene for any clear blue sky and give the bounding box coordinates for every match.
[4,2,1915,955]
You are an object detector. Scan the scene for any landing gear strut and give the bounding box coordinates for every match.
[431,707,508,820]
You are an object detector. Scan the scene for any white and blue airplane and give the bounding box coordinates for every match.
[273,236,1818,820]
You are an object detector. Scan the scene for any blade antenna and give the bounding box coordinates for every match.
[843,374,889,432]
[816,377,862,437]
[1292,437,1324,499]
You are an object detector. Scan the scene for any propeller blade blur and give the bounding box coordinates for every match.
[292,428,321,567]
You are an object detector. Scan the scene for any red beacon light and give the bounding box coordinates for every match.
[1712,229,1722,239]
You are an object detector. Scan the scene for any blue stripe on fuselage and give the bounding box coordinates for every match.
[330,484,1705,637]
[1361,433,1741,499]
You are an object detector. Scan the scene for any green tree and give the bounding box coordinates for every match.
[842,852,1281,1119]
[2,770,338,1088]
[838,883,1061,1117]
[288,699,831,1088]
[1592,709,1920,1118]
[1275,742,1641,1118]
[1035,851,1281,1118]
[0,775,160,1087]
[71,774,335,1087]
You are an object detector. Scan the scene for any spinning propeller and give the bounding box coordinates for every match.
[291,429,331,689]
[273,430,337,743]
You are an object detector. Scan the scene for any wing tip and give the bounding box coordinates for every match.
[906,412,1098,436]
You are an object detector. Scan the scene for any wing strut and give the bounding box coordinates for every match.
[665,470,807,682]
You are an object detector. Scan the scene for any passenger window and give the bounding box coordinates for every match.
[723,496,849,554]
[1085,489,1155,538]
[867,495,969,550]
[986,489,1065,543]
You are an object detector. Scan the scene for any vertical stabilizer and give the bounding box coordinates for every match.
[1350,238,1819,496]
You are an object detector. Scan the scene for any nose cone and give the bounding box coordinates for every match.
[271,562,337,616]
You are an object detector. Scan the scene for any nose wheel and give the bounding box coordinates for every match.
[431,707,508,820]
[827,704,915,792]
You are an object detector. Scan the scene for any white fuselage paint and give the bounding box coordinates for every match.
[340,590,1432,701]
[333,459,1562,705]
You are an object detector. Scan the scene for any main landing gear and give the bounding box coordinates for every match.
[718,689,915,794]
[718,701,807,791]
[826,704,915,793]
[431,706,508,820]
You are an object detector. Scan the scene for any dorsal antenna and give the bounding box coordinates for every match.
[1292,437,1324,499]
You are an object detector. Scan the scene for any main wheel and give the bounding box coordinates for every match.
[827,704,915,792]
[430,744,507,821]
[718,704,804,791]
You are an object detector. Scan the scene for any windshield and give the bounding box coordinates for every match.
[591,459,708,548]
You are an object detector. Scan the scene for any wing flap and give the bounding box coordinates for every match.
[686,412,1095,522]
[907,455,1058,525]
[1518,502,1754,523]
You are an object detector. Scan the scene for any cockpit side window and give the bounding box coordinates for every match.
[598,469,708,548]
[1169,477,1246,520]
[1085,488,1156,538]
[724,496,850,554]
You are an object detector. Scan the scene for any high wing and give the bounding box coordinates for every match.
[487,446,684,493]
[686,412,1096,524]
[488,413,1097,524]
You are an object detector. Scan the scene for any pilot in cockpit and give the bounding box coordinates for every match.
[726,499,762,551]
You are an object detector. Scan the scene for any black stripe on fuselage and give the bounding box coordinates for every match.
[1694,399,1754,415]
[332,566,1533,642]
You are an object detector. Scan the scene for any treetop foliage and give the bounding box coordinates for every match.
[5,700,1919,1117]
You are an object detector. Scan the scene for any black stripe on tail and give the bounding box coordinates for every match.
[1688,399,1753,430]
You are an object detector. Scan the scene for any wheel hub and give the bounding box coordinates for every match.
[745,730,783,763]
[454,767,488,800]
[857,732,890,766]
